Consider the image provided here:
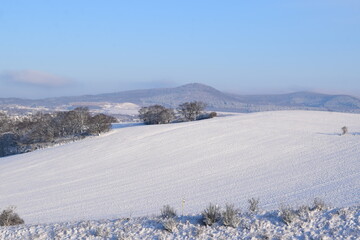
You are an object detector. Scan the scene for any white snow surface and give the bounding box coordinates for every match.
[1,207,359,239]
[0,110,359,225]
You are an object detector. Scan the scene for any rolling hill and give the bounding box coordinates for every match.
[2,83,360,115]
[0,110,359,224]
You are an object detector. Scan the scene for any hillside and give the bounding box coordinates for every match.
[2,83,360,115]
[232,91,360,112]
[0,111,359,225]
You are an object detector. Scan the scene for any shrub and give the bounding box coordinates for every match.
[162,218,177,233]
[221,204,240,228]
[312,198,327,211]
[209,112,217,118]
[202,203,221,226]
[196,112,218,120]
[280,205,297,225]
[297,205,311,221]
[341,126,348,135]
[95,226,110,237]
[160,205,177,219]
[248,198,260,213]
[0,206,24,226]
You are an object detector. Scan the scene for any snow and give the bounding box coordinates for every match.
[1,207,359,239]
[98,102,140,115]
[0,110,359,226]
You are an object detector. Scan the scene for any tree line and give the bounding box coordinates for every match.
[0,107,117,157]
[138,101,216,125]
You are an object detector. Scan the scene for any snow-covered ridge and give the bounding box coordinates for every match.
[3,83,360,114]
[0,111,359,225]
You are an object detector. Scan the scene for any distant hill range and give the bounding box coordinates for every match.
[1,83,360,117]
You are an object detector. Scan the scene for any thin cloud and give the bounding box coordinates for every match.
[0,70,72,87]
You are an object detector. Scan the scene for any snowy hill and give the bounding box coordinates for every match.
[0,111,359,225]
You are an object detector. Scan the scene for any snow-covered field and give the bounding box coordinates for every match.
[0,110,359,229]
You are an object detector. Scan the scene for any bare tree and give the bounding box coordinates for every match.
[23,112,55,143]
[138,105,175,124]
[177,101,206,121]
[89,114,117,134]
[70,107,92,136]
[0,108,117,157]
[0,112,10,134]
[0,132,19,157]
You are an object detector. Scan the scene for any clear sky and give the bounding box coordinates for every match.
[0,0,359,99]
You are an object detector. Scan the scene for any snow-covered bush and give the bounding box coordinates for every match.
[209,112,217,118]
[1,205,359,239]
[160,205,177,219]
[248,198,260,213]
[94,226,110,238]
[0,206,24,226]
[202,203,221,226]
[221,204,240,228]
[312,198,327,211]
[341,126,348,135]
[297,205,311,221]
[162,218,177,233]
[280,205,298,225]
[196,112,217,120]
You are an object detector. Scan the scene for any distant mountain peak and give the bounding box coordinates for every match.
[179,82,210,87]
[176,83,221,92]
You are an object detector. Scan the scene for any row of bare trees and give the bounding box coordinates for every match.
[0,107,117,157]
[138,101,216,125]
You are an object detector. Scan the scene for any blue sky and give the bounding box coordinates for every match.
[0,0,359,98]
